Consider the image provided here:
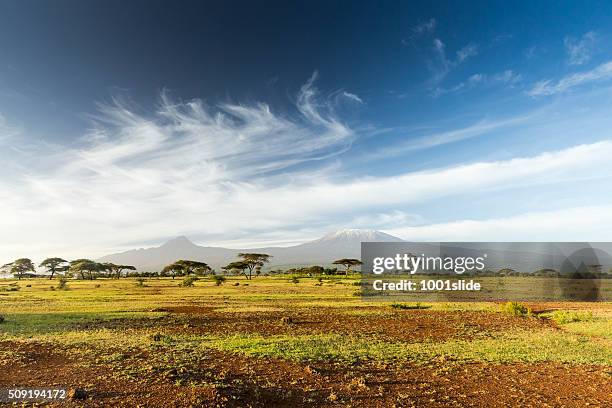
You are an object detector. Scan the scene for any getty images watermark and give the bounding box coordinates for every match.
[360,242,612,302]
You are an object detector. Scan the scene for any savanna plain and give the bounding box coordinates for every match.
[0,276,610,407]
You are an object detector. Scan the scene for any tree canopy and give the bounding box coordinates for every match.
[39,258,69,279]
[162,260,211,279]
[222,261,250,276]
[237,253,271,279]
[332,258,363,275]
[2,258,36,280]
[69,259,105,280]
[102,263,137,278]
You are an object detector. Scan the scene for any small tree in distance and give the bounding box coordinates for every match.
[161,260,211,279]
[2,258,36,280]
[332,258,363,277]
[102,263,137,278]
[39,258,69,280]
[236,253,271,280]
[222,261,249,278]
[69,259,105,280]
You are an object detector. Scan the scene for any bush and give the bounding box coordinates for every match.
[135,278,147,287]
[180,276,198,287]
[212,275,226,286]
[290,276,299,284]
[550,310,594,324]
[0,315,4,324]
[57,277,68,290]
[391,302,430,310]
[501,301,532,317]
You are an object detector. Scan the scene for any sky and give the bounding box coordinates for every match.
[2,0,612,261]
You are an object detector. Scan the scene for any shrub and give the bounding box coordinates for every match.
[135,278,147,287]
[57,277,68,290]
[212,275,226,286]
[0,315,4,324]
[180,276,198,287]
[550,310,594,324]
[25,284,32,287]
[501,301,532,317]
[391,302,430,310]
[149,332,172,343]
[290,276,299,284]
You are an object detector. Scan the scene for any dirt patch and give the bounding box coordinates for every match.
[0,340,609,407]
[162,309,554,342]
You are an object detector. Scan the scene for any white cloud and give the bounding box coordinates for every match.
[565,31,597,66]
[342,92,363,103]
[426,39,480,88]
[456,43,478,63]
[528,61,612,96]
[365,114,530,158]
[387,205,612,242]
[433,69,521,97]
[413,18,437,35]
[2,73,612,262]
[350,211,424,229]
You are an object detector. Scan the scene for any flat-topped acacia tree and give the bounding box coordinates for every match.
[102,263,137,278]
[332,258,363,277]
[39,258,69,279]
[2,258,36,280]
[69,259,105,280]
[222,261,249,278]
[237,253,271,280]
[162,260,211,279]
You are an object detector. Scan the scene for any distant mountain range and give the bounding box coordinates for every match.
[97,229,403,271]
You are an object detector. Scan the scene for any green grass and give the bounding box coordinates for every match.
[194,330,611,365]
[1,277,611,368]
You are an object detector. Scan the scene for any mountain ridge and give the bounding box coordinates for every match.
[97,229,404,271]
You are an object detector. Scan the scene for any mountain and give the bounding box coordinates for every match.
[97,229,404,271]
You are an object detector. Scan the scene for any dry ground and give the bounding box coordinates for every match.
[0,277,610,407]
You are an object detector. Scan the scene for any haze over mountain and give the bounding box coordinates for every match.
[97,229,403,271]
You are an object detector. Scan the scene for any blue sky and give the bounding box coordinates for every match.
[2,1,612,260]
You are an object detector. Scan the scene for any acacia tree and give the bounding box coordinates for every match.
[161,262,185,279]
[2,258,36,280]
[102,263,137,278]
[39,258,68,280]
[237,253,271,280]
[222,261,249,277]
[69,259,104,280]
[176,260,211,276]
[332,258,363,276]
[161,260,210,279]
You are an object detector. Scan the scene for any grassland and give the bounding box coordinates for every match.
[0,276,610,407]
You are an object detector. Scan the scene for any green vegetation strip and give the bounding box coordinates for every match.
[3,326,610,366]
[197,331,612,365]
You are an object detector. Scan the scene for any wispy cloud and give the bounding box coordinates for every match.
[342,92,363,104]
[432,69,521,97]
[565,31,597,65]
[456,43,478,63]
[413,18,437,35]
[427,39,479,88]
[387,205,612,242]
[528,61,612,96]
[3,128,610,261]
[364,114,530,159]
[403,18,437,45]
